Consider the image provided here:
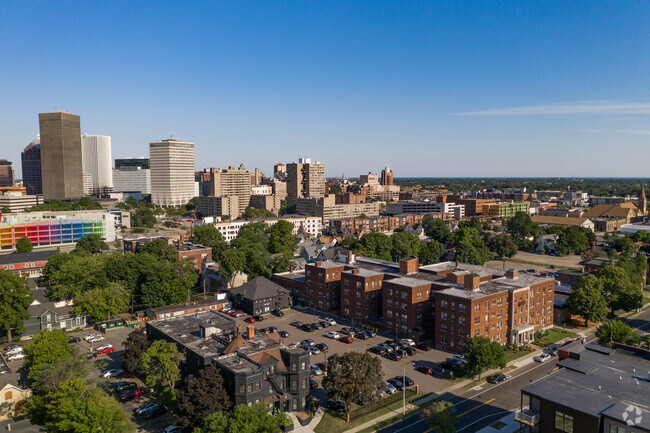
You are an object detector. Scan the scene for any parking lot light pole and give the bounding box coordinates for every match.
[402,361,409,415]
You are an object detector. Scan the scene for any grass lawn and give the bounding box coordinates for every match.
[535,328,576,346]
[503,349,531,364]
[314,391,422,433]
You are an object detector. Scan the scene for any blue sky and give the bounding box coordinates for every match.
[1,1,649,178]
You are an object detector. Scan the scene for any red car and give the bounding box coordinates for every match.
[339,336,354,344]
[97,347,115,354]
[244,317,256,323]
[120,388,146,401]
[416,365,434,375]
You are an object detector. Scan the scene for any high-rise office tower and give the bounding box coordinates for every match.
[21,136,42,195]
[202,166,253,217]
[81,135,113,193]
[149,138,195,206]
[38,111,84,200]
[286,157,326,207]
[0,160,15,187]
[381,165,393,186]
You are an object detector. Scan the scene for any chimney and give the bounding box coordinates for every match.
[351,268,360,275]
[506,269,519,279]
[246,325,255,339]
[463,273,480,291]
[314,261,322,267]
[399,257,419,275]
[446,271,465,285]
[347,251,356,264]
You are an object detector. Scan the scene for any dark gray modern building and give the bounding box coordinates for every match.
[230,277,292,315]
[115,158,150,169]
[146,310,311,412]
[517,342,650,433]
[38,111,84,201]
[21,137,42,195]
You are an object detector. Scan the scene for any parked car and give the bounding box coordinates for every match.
[368,346,386,356]
[416,342,432,351]
[403,346,416,356]
[278,331,290,338]
[3,344,19,352]
[86,353,98,360]
[364,330,377,338]
[311,322,323,330]
[290,321,303,327]
[253,315,264,322]
[441,359,463,370]
[301,339,316,347]
[310,365,323,376]
[355,332,370,340]
[327,400,346,413]
[133,401,160,416]
[97,347,115,355]
[120,388,146,401]
[244,317,256,323]
[101,369,124,378]
[6,353,25,361]
[394,349,407,358]
[385,352,401,361]
[452,354,466,363]
[339,327,353,335]
[309,379,319,389]
[93,343,113,352]
[325,331,340,339]
[316,362,328,372]
[271,309,285,317]
[143,405,166,419]
[86,335,105,343]
[545,345,559,356]
[319,321,330,328]
[339,336,354,344]
[5,347,23,355]
[300,324,315,332]
[377,343,393,353]
[486,374,507,384]
[387,379,404,390]
[534,353,552,363]
[260,327,272,334]
[323,317,337,326]
[384,382,398,394]
[115,382,137,392]
[416,365,434,375]
[162,426,181,433]
[68,336,80,344]
[399,338,416,347]
[394,376,414,386]
[315,343,328,352]
[83,334,103,342]
[309,347,321,355]
[235,312,246,318]
[221,308,232,314]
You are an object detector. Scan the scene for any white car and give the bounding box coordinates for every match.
[5,347,23,356]
[83,333,102,342]
[163,426,181,433]
[87,335,105,343]
[100,369,124,378]
[534,353,552,363]
[384,382,398,394]
[399,338,416,347]
[323,318,337,326]
[309,347,321,355]
[93,343,113,352]
[7,352,25,362]
[310,365,323,376]
[325,331,340,339]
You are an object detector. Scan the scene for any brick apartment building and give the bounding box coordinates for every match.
[340,268,386,322]
[446,196,494,216]
[304,261,348,312]
[328,213,447,237]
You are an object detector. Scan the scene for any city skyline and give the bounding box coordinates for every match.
[1,2,649,178]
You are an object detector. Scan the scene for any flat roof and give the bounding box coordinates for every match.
[419,261,506,278]
[342,268,384,278]
[522,344,650,427]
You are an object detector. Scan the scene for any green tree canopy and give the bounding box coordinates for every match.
[484,233,518,258]
[132,207,156,228]
[74,234,108,254]
[193,225,228,260]
[422,400,457,433]
[556,226,590,255]
[194,402,288,433]
[243,207,276,219]
[16,235,34,253]
[120,329,151,376]
[322,351,385,415]
[596,319,640,347]
[0,269,33,340]
[418,240,445,265]
[391,231,420,260]
[422,216,452,244]
[597,264,643,314]
[177,364,232,430]
[24,329,73,375]
[139,238,179,261]
[218,248,247,287]
[142,340,183,405]
[72,283,130,321]
[453,227,494,266]
[463,336,506,379]
[231,222,269,250]
[29,348,90,395]
[505,212,540,248]
[567,275,608,327]
[267,220,298,255]
[354,232,393,261]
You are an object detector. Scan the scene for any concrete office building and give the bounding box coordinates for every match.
[150,139,195,207]
[196,215,321,243]
[115,158,149,169]
[199,195,239,218]
[385,201,465,218]
[113,166,151,194]
[0,192,43,213]
[381,165,393,186]
[297,195,381,225]
[286,158,326,207]
[0,160,15,187]
[38,112,84,201]
[202,166,252,216]
[21,137,42,195]
[81,135,113,193]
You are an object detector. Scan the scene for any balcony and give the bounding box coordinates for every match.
[514,409,539,426]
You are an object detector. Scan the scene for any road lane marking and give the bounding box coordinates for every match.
[457,398,496,418]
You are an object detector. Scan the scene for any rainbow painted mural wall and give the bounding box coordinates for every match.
[0,218,105,250]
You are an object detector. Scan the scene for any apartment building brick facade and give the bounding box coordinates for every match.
[340,268,385,322]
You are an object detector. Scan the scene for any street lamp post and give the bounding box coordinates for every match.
[402,361,410,415]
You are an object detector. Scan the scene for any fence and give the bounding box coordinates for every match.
[342,388,418,422]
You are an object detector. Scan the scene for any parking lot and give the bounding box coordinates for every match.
[223,307,460,399]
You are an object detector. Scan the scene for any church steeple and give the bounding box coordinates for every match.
[639,184,647,216]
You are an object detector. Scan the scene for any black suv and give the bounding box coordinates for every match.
[271,309,284,317]
[115,382,137,393]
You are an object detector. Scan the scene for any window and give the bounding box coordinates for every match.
[609,425,626,433]
[441,300,448,308]
[459,317,466,325]
[239,385,245,393]
[417,292,422,299]
[441,312,448,320]
[402,292,408,299]
[4,391,12,401]
[554,411,573,432]
[387,299,393,307]
[458,304,466,313]
[387,288,393,296]
[301,362,306,370]
[441,323,448,332]
[450,301,455,310]
[474,305,480,312]
[474,317,480,324]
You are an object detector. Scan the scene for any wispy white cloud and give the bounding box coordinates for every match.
[454,101,650,116]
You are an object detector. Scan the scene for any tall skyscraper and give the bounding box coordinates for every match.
[381,165,394,186]
[0,160,15,187]
[286,157,326,207]
[149,138,195,206]
[202,165,253,216]
[39,111,84,200]
[81,135,113,193]
[21,136,42,195]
